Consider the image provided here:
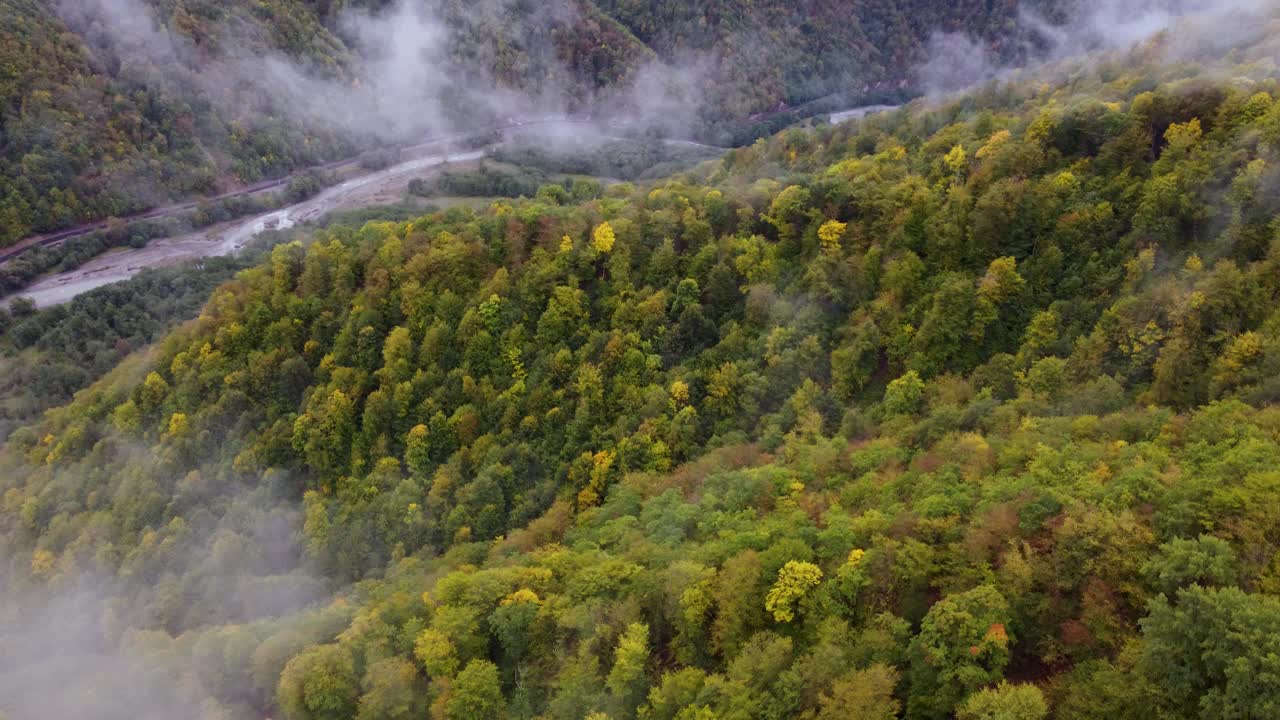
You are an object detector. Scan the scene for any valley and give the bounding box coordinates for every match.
[3,2,1280,720]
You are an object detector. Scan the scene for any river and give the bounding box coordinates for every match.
[9,107,890,307]
[829,105,899,124]
[11,146,484,307]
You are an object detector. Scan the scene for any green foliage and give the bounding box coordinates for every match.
[1141,587,1280,719]
[412,162,550,199]
[1142,536,1239,597]
[413,628,459,678]
[0,256,252,437]
[446,660,506,720]
[8,18,1280,720]
[607,622,651,713]
[356,658,428,720]
[491,137,721,181]
[816,664,901,720]
[884,371,926,415]
[956,682,1048,720]
[908,585,1012,719]
[277,644,360,720]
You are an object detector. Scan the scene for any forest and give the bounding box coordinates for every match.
[4,3,1280,715]
[0,0,1064,250]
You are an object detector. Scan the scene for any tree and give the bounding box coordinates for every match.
[642,668,709,720]
[955,682,1047,720]
[1140,586,1280,718]
[357,658,428,720]
[406,424,433,478]
[445,660,506,720]
[764,185,812,245]
[1141,535,1238,597]
[818,220,847,255]
[816,664,901,720]
[884,371,925,415]
[607,622,651,714]
[293,388,357,479]
[765,561,823,623]
[910,273,980,375]
[908,585,1012,719]
[277,645,360,720]
[712,550,766,657]
[490,589,542,663]
[536,285,589,348]
[137,371,170,415]
[593,221,617,253]
[414,628,459,678]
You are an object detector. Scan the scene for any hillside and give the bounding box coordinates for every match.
[4,3,1280,717]
[0,0,1073,249]
[592,0,1057,115]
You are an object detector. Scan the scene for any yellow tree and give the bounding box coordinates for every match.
[818,220,847,255]
[592,222,616,253]
[765,561,823,622]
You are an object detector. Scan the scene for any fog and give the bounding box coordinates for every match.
[56,0,599,146]
[1028,0,1272,56]
[7,1,1280,719]
[0,456,333,720]
[920,0,1276,95]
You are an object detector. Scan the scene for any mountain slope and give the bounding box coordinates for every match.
[5,6,1280,716]
[0,0,1069,248]
[0,0,651,247]
[592,0,1052,114]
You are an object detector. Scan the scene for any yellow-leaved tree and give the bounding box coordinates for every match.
[765,560,823,622]
[818,220,847,254]
[592,221,616,253]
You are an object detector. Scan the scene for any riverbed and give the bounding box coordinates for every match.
[12,147,484,307]
[10,107,891,307]
[829,105,900,124]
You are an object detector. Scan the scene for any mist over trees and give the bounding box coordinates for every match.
[0,0,1135,248]
[5,1,1280,719]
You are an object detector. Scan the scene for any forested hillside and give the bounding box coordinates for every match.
[0,0,646,247]
[0,0,1069,248]
[592,0,1057,116]
[4,4,1280,716]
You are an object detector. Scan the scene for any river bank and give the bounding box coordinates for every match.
[12,148,482,307]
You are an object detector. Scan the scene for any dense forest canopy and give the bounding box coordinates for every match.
[5,1,1280,719]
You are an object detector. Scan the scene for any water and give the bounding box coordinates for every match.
[12,148,483,307]
[829,105,900,124]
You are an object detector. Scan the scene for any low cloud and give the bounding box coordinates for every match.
[55,0,570,146]
[919,0,1276,97]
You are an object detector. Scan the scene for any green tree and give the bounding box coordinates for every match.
[908,585,1012,719]
[1141,535,1238,597]
[607,622,651,715]
[816,664,900,720]
[356,658,428,720]
[1140,586,1280,718]
[445,660,506,720]
[955,682,1047,720]
[277,645,360,720]
[413,628,459,678]
[884,371,926,415]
